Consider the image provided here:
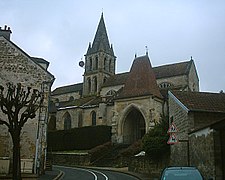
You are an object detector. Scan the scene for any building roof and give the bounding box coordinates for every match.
[52,83,83,96]
[118,55,162,99]
[102,72,129,87]
[153,59,193,79]
[55,96,95,109]
[171,90,225,113]
[86,13,114,56]
[102,60,193,88]
[52,60,194,97]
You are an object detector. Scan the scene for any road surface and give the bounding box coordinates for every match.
[55,165,139,180]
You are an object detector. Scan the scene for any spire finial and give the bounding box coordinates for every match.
[145,46,148,56]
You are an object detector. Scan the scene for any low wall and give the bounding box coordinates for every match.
[0,157,10,174]
[52,153,90,166]
[129,156,169,180]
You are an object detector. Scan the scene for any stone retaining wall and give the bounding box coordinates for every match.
[52,153,90,166]
[129,156,170,180]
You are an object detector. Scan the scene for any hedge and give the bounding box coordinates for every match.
[47,125,112,151]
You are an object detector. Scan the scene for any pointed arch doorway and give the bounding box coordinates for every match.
[123,108,146,144]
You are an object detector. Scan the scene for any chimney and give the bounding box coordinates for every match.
[0,25,12,40]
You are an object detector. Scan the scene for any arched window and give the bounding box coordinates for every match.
[64,112,71,130]
[87,77,91,94]
[89,57,92,71]
[91,111,97,126]
[104,57,107,70]
[78,112,83,128]
[103,77,107,83]
[109,59,111,72]
[94,56,98,70]
[93,76,97,92]
[106,90,116,96]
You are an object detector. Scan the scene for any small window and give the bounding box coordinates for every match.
[78,112,83,128]
[106,90,116,96]
[159,82,173,89]
[93,77,97,92]
[64,112,71,130]
[91,111,97,126]
[69,96,74,101]
[89,57,92,71]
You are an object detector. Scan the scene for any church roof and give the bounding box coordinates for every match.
[102,60,193,88]
[52,60,194,97]
[171,90,225,113]
[117,55,163,99]
[52,83,83,96]
[86,13,114,56]
[153,60,193,79]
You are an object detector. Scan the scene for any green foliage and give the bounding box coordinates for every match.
[142,116,170,160]
[47,125,111,151]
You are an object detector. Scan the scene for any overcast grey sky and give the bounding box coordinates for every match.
[1,0,224,92]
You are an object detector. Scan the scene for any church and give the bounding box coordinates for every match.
[50,13,199,144]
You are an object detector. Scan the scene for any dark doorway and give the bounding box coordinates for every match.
[123,108,146,144]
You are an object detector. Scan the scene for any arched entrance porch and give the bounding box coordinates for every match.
[122,108,146,144]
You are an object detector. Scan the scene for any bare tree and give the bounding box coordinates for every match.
[0,83,43,180]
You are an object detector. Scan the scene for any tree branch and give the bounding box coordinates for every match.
[0,118,10,129]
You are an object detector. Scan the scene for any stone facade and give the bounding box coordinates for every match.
[50,14,199,146]
[168,91,225,179]
[0,28,54,174]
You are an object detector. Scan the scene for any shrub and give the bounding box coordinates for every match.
[47,125,111,151]
[88,141,112,162]
[142,116,170,160]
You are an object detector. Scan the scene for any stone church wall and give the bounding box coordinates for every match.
[114,96,163,143]
[156,75,187,89]
[188,63,199,91]
[56,108,79,130]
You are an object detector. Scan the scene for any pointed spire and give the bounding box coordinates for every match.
[86,13,114,56]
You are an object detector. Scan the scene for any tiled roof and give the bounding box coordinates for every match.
[102,72,129,87]
[52,83,83,96]
[153,60,192,79]
[102,60,192,88]
[171,91,225,113]
[118,55,162,99]
[56,96,95,108]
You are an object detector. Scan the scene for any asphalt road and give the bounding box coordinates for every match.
[55,165,139,180]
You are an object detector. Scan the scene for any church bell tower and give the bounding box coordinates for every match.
[83,13,116,96]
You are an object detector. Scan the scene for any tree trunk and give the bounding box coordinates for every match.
[12,129,22,180]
